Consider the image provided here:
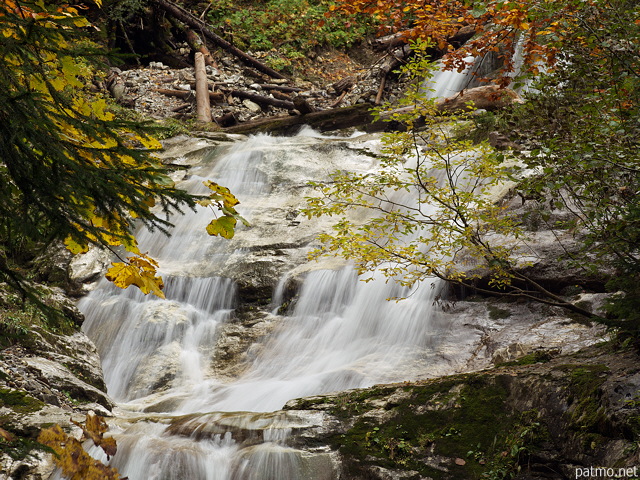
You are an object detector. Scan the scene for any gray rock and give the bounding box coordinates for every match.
[242,99,262,113]
[23,357,114,410]
[284,345,638,480]
[69,246,112,288]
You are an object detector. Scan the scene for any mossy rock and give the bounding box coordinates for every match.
[0,388,45,415]
[293,346,639,480]
[321,374,545,479]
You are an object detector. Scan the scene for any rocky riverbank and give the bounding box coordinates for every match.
[0,310,113,479]
[108,47,391,128]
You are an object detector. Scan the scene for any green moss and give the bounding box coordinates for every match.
[497,350,555,367]
[0,430,48,461]
[488,305,511,320]
[289,384,400,418]
[0,388,45,414]
[563,365,610,434]
[0,286,79,349]
[326,374,538,479]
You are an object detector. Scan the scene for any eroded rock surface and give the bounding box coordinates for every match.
[0,330,113,479]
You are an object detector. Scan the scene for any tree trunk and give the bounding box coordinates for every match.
[152,0,287,80]
[194,52,212,122]
[185,29,218,68]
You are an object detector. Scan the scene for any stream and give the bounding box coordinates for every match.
[52,64,577,479]
[69,128,453,479]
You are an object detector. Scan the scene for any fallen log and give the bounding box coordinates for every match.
[171,104,191,113]
[152,0,287,80]
[373,31,412,51]
[271,90,292,101]
[436,85,523,113]
[448,25,476,48]
[228,90,295,110]
[332,76,355,95]
[185,29,217,68]
[376,44,412,75]
[155,88,194,100]
[154,88,224,103]
[224,103,387,136]
[215,112,238,127]
[292,95,316,114]
[258,84,304,93]
[371,85,524,128]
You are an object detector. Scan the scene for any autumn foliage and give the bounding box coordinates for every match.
[38,413,125,480]
[330,0,613,83]
[318,0,639,323]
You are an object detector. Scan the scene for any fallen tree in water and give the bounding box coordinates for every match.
[224,103,386,135]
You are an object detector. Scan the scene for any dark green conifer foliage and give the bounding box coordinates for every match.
[0,0,194,299]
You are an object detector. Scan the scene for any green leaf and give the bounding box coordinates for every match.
[206,215,237,239]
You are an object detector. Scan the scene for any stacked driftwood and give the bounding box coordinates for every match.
[106,0,417,131]
[111,0,520,135]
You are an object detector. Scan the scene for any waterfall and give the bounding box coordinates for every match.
[61,52,517,480]
[423,55,476,99]
[64,130,446,480]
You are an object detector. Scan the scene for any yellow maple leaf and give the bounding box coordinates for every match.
[206,215,237,239]
[106,255,165,298]
[64,235,89,254]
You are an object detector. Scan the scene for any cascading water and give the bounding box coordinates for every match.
[61,71,476,479]
[423,55,476,99]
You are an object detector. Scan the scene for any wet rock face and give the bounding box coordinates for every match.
[163,410,342,480]
[284,345,640,480]
[142,134,611,396]
[1,330,112,410]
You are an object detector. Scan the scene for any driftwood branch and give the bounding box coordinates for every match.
[228,90,294,110]
[153,0,287,80]
[154,88,195,100]
[224,103,386,135]
[375,76,386,105]
[154,88,224,103]
[330,90,348,108]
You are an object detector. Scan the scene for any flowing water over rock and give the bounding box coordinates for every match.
[64,77,604,479]
[69,131,449,479]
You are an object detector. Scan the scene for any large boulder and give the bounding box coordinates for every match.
[285,344,640,480]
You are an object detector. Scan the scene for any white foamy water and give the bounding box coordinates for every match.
[423,55,477,99]
[70,120,450,479]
